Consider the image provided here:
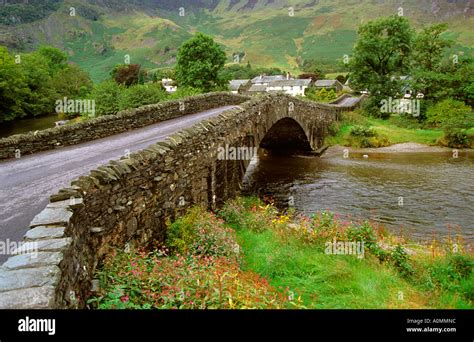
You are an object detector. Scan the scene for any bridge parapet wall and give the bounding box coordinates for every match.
[0,92,249,160]
[0,94,346,308]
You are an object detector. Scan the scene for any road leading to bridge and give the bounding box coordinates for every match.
[0,105,237,262]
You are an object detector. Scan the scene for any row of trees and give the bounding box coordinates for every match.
[349,16,473,115]
[0,46,93,122]
[347,15,473,147]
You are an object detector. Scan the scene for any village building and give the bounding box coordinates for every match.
[314,79,344,92]
[266,79,312,97]
[229,79,251,94]
[161,78,177,93]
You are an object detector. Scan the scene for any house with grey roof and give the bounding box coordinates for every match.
[247,84,268,94]
[314,79,343,92]
[229,79,250,94]
[251,74,294,86]
[266,79,312,97]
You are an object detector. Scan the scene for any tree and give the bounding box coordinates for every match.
[89,80,122,116]
[0,46,28,122]
[410,24,453,102]
[51,64,93,98]
[118,84,166,111]
[175,32,227,91]
[111,64,141,86]
[21,52,58,117]
[349,15,413,117]
[36,46,68,75]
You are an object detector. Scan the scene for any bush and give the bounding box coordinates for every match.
[89,247,289,309]
[89,80,122,116]
[166,87,202,100]
[166,207,238,258]
[118,83,166,110]
[441,128,470,148]
[341,110,368,125]
[349,125,376,137]
[328,122,340,136]
[218,197,277,233]
[426,99,473,129]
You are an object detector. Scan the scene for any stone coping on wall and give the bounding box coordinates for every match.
[0,94,345,309]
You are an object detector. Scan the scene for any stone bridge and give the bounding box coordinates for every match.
[0,92,358,308]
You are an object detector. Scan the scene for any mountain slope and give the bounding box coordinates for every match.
[1,0,472,81]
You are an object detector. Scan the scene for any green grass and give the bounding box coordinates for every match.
[236,228,430,308]
[92,197,473,309]
[325,115,446,147]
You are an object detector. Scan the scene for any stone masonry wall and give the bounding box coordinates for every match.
[0,92,250,160]
[0,94,347,308]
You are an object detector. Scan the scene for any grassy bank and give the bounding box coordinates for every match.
[325,111,474,148]
[89,197,473,309]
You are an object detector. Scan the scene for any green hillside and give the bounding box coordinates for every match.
[1,0,472,82]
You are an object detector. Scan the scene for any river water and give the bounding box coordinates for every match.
[0,114,60,139]
[243,148,474,246]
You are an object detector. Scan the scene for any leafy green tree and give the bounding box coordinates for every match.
[36,46,68,75]
[118,84,166,110]
[175,33,227,91]
[0,46,28,122]
[410,24,453,102]
[349,16,413,117]
[51,64,93,98]
[89,80,122,116]
[426,99,473,129]
[21,52,58,117]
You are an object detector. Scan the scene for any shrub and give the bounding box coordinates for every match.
[390,244,414,277]
[350,125,376,137]
[89,80,122,116]
[166,207,238,258]
[89,247,290,309]
[218,197,277,233]
[426,99,473,129]
[328,122,340,136]
[166,87,202,100]
[341,110,368,125]
[118,83,166,110]
[440,128,470,148]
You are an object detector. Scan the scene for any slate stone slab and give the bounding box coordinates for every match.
[0,266,60,292]
[3,252,63,270]
[16,238,72,254]
[25,227,66,241]
[0,286,56,309]
[30,208,73,227]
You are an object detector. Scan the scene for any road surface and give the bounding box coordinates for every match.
[0,106,237,262]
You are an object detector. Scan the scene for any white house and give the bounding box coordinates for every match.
[266,79,312,97]
[161,78,177,93]
[251,74,294,86]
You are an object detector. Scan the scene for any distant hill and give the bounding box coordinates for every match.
[1,0,472,82]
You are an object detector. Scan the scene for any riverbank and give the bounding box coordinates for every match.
[323,143,474,157]
[89,197,473,309]
[325,113,474,149]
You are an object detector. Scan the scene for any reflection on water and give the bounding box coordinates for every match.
[243,149,474,245]
[0,114,60,139]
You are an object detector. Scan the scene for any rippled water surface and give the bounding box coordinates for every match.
[243,150,474,245]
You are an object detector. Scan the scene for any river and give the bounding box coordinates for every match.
[0,114,60,139]
[243,148,474,247]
